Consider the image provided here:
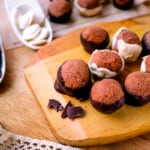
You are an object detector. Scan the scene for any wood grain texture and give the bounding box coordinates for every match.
[25,19,150,146]
[0,47,57,142]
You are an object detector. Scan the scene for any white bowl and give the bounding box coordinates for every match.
[9,1,53,50]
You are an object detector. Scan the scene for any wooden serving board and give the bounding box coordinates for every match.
[24,19,150,146]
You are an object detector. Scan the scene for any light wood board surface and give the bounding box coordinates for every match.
[25,19,150,146]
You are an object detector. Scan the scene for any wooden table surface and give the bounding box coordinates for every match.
[1,0,150,149]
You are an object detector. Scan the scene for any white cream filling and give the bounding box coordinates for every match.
[88,49,125,78]
[74,0,102,17]
[89,63,117,78]
[117,39,142,62]
[112,27,142,62]
[112,27,129,49]
[140,56,147,72]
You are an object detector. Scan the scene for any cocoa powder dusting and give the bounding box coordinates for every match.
[125,72,150,97]
[82,26,107,43]
[61,59,90,89]
[49,0,71,17]
[90,51,122,72]
[91,79,124,105]
[117,29,140,45]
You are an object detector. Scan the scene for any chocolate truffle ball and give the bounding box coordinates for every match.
[80,26,110,53]
[141,31,150,56]
[112,27,142,62]
[124,71,150,106]
[90,79,125,114]
[88,49,124,78]
[113,0,134,10]
[74,0,102,17]
[48,0,72,23]
[54,59,92,100]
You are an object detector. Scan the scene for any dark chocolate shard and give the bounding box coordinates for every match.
[61,101,72,118]
[61,101,84,119]
[48,99,64,111]
[67,106,84,119]
[48,99,85,119]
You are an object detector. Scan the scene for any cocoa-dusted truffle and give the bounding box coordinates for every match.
[74,0,102,17]
[124,71,150,106]
[90,79,125,114]
[140,55,150,73]
[112,27,142,62]
[80,26,109,53]
[88,49,124,78]
[141,31,150,56]
[48,0,72,23]
[113,0,134,10]
[54,59,92,100]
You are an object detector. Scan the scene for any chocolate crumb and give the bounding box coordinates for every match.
[67,106,84,119]
[48,99,64,111]
[61,101,72,118]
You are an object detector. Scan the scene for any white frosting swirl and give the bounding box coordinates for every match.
[117,39,142,63]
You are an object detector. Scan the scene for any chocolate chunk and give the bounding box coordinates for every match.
[67,106,84,119]
[48,99,64,111]
[61,101,72,118]
[48,99,85,119]
[61,101,84,119]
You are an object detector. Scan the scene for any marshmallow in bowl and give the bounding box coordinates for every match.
[112,27,142,63]
[16,9,45,29]
[29,27,49,46]
[34,28,49,41]
[74,0,102,17]
[22,24,41,40]
[13,4,52,49]
[17,10,34,30]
